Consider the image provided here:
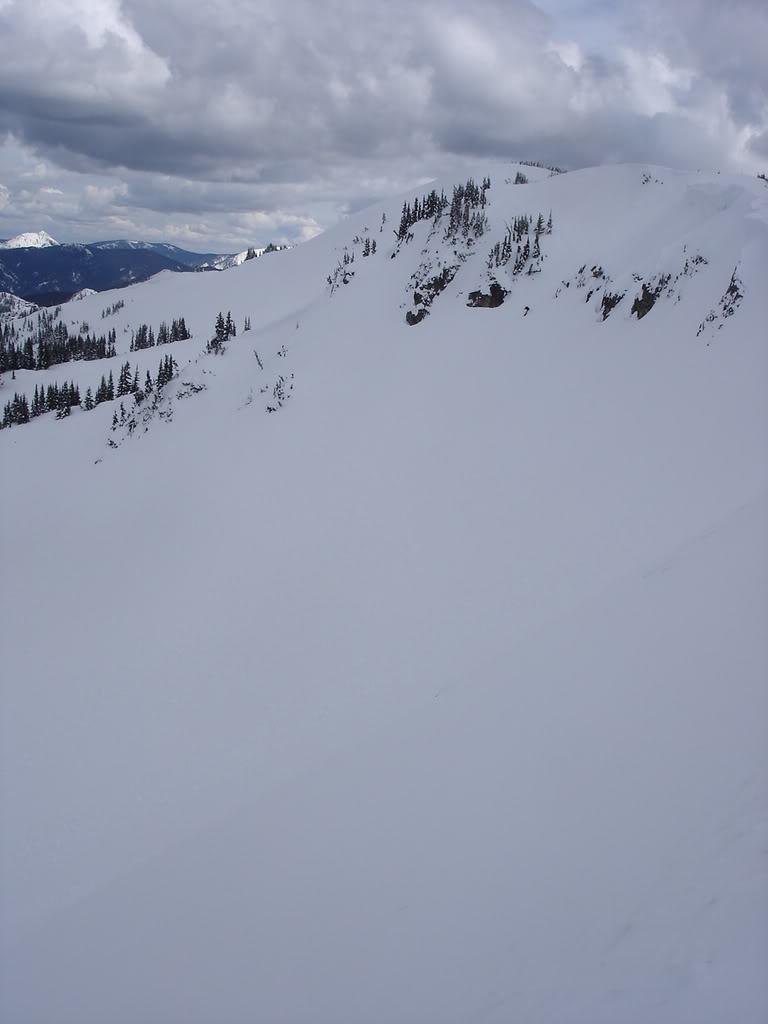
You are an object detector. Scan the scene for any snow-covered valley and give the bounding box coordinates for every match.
[1,163,767,1022]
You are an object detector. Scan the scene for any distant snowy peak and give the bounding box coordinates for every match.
[0,230,59,250]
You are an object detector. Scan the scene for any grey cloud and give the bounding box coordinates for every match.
[748,131,768,159]
[0,0,765,250]
[627,0,768,124]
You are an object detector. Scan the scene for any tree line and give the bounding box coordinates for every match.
[1,320,118,372]
[207,311,237,354]
[488,211,553,274]
[394,177,492,246]
[1,354,178,430]
[130,317,191,351]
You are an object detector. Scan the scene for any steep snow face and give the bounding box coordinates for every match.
[0,229,59,249]
[1,163,767,1024]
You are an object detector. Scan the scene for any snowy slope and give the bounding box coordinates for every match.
[1,163,767,1023]
[199,243,290,270]
[0,229,58,249]
[200,246,253,269]
[0,290,38,321]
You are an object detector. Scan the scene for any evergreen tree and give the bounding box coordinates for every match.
[117,361,132,397]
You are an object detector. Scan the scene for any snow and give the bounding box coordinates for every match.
[1,162,767,1023]
[0,229,59,249]
[0,290,38,320]
[199,244,291,270]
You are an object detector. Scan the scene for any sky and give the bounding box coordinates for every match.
[0,0,766,253]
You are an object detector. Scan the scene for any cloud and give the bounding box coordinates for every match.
[0,0,765,250]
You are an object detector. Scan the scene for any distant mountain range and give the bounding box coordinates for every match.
[86,239,225,266]
[0,232,287,305]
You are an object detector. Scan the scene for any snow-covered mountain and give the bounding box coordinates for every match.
[1,163,766,1023]
[89,239,226,267]
[0,229,59,249]
[198,241,290,270]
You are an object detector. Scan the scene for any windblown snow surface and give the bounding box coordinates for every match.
[1,164,767,1023]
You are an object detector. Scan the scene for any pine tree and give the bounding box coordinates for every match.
[117,361,131,397]
[209,313,227,354]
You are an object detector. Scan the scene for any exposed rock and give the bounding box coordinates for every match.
[466,281,507,308]
[631,275,670,319]
[600,291,625,320]
[406,308,428,326]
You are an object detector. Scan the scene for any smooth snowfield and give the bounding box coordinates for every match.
[1,164,767,1022]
